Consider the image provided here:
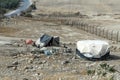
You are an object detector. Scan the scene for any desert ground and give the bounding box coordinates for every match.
[0,0,120,80]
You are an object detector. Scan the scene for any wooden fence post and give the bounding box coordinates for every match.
[111,30,113,40]
[102,27,105,38]
[116,31,119,43]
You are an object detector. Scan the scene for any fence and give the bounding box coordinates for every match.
[0,15,120,43]
[62,18,120,43]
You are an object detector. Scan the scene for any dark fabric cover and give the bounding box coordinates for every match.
[52,36,60,46]
[40,34,53,46]
[40,34,60,46]
[76,49,110,60]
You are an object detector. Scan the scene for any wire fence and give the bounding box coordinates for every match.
[62,18,120,43]
[0,15,120,43]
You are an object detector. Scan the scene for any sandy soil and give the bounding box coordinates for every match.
[0,0,120,80]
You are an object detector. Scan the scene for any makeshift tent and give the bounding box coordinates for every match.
[76,40,110,60]
[35,34,60,48]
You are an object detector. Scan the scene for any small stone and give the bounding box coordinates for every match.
[13,43,19,46]
[72,56,76,60]
[23,78,28,80]
[18,44,23,47]
[37,73,40,75]
[13,56,18,59]
[47,56,50,59]
[33,55,40,59]
[28,59,33,64]
[71,70,79,74]
[7,65,14,68]
[112,41,116,44]
[69,43,72,45]
[24,65,33,70]
[12,61,19,65]
[38,61,43,64]
[42,60,47,64]
[63,43,67,48]
[61,60,70,65]
[13,66,17,70]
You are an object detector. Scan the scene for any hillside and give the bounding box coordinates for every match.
[0,0,120,80]
[35,0,120,15]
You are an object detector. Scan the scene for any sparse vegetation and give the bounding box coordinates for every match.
[0,0,19,18]
[0,0,19,9]
[21,12,33,18]
[87,63,117,80]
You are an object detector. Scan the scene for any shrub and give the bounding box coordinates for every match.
[0,0,19,9]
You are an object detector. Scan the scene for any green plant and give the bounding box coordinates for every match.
[24,13,33,18]
[0,0,19,9]
[86,63,118,80]
[109,76,114,80]
[87,69,95,75]
[108,66,116,73]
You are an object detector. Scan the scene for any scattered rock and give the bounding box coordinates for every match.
[47,56,50,59]
[23,78,29,80]
[7,61,19,69]
[28,59,34,64]
[71,70,79,74]
[13,66,17,70]
[12,61,19,65]
[66,48,73,53]
[7,65,15,68]
[42,60,47,64]
[61,60,70,65]
[24,65,33,70]
[72,56,76,60]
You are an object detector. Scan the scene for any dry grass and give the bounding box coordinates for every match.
[0,27,20,36]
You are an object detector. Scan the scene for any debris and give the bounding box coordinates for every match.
[52,36,60,46]
[52,47,60,54]
[31,47,47,54]
[35,34,60,48]
[61,60,70,65]
[76,40,110,60]
[44,50,52,55]
[25,39,33,45]
[40,47,48,52]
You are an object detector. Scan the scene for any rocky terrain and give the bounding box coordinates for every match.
[0,0,120,80]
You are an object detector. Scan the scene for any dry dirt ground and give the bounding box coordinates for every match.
[0,0,120,80]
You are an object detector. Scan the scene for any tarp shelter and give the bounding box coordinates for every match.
[35,34,60,48]
[76,40,110,60]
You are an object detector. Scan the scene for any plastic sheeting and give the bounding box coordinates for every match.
[35,34,60,48]
[4,0,32,18]
[76,40,110,59]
